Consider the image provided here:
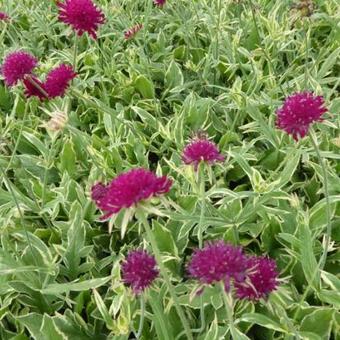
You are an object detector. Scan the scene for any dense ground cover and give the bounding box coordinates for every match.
[0,0,339,339]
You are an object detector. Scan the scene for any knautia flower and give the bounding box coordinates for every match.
[57,0,105,39]
[235,256,279,300]
[91,168,172,220]
[154,0,166,6]
[23,76,48,100]
[276,92,327,140]
[124,23,143,40]
[45,64,76,98]
[121,250,159,294]
[1,51,37,86]
[188,241,247,290]
[0,12,9,21]
[182,137,224,170]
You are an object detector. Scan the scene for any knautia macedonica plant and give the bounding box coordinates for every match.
[57,0,105,39]
[121,249,159,295]
[44,64,76,98]
[0,0,338,338]
[276,91,327,140]
[182,135,224,170]
[1,51,37,86]
[276,91,332,315]
[91,168,193,339]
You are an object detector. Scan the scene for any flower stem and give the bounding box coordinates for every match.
[220,282,237,338]
[135,295,145,339]
[293,128,332,319]
[73,33,78,71]
[137,211,193,340]
[309,128,331,270]
[197,165,206,248]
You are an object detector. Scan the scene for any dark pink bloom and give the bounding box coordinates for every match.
[91,168,172,219]
[1,51,37,86]
[154,0,166,6]
[182,138,224,170]
[57,0,105,39]
[276,92,327,140]
[124,23,143,40]
[187,241,247,289]
[121,250,159,294]
[235,256,279,300]
[45,64,76,98]
[0,12,9,21]
[23,76,48,100]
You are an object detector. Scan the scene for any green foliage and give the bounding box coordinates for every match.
[0,0,339,339]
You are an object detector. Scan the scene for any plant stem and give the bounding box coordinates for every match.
[137,211,193,340]
[197,165,206,248]
[293,128,332,320]
[220,282,237,337]
[73,33,78,71]
[309,128,331,270]
[135,295,145,339]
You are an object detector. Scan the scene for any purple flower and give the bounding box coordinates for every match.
[0,12,9,21]
[124,23,143,40]
[91,168,172,220]
[1,51,38,86]
[23,76,48,100]
[235,256,279,300]
[121,250,159,294]
[154,0,166,6]
[182,138,224,170]
[57,0,105,39]
[187,241,247,289]
[276,92,327,140]
[45,64,76,98]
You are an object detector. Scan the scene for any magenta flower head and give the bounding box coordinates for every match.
[45,64,76,98]
[57,0,105,39]
[276,91,327,140]
[121,250,159,294]
[188,241,247,290]
[154,0,166,6]
[182,137,224,170]
[235,256,279,301]
[1,51,37,86]
[91,168,172,220]
[124,23,143,40]
[23,76,48,100]
[0,12,10,21]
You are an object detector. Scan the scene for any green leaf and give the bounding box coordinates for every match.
[59,141,76,176]
[298,213,319,288]
[165,61,184,89]
[41,276,112,295]
[300,309,334,338]
[148,290,174,340]
[318,47,340,79]
[134,75,155,99]
[238,313,287,333]
[93,289,115,330]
